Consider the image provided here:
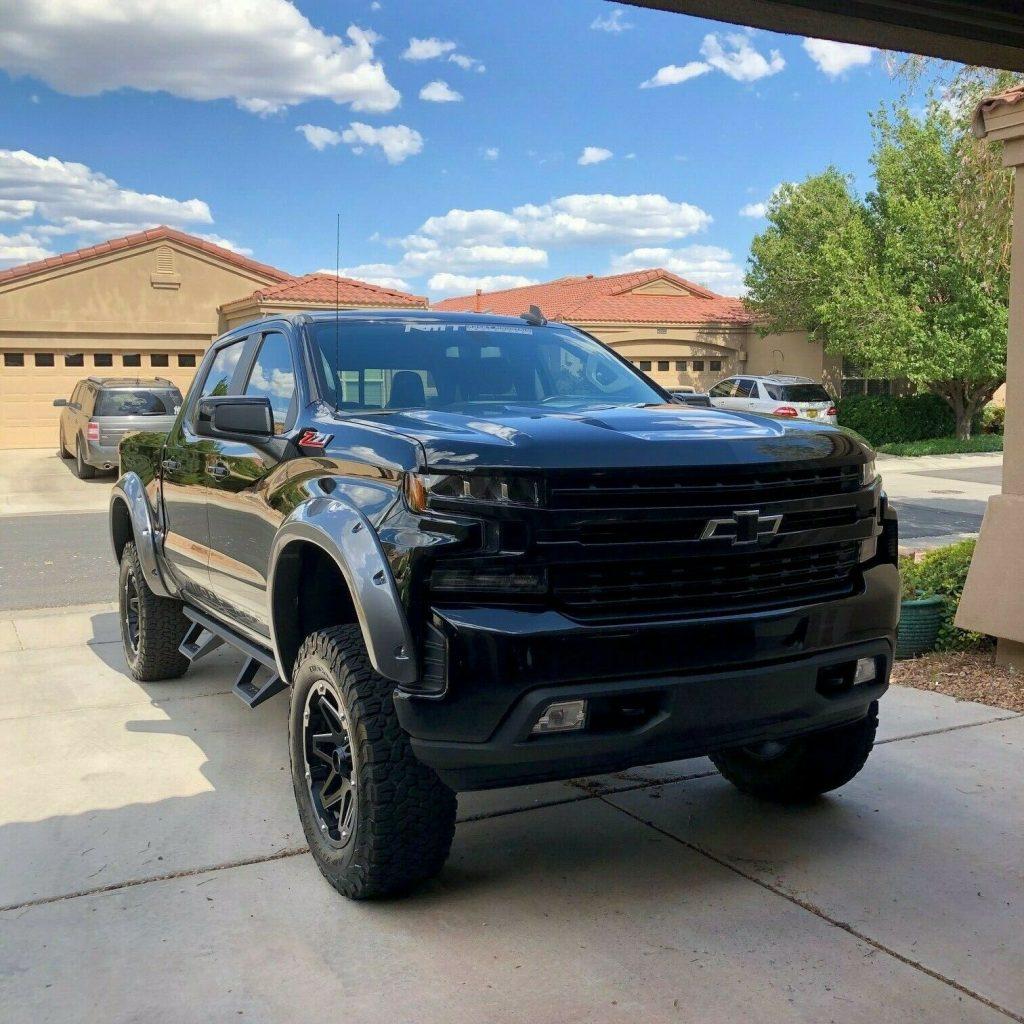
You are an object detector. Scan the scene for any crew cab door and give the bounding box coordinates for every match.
[160,337,248,598]
[205,328,299,633]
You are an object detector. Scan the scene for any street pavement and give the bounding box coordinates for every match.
[0,601,1021,1023]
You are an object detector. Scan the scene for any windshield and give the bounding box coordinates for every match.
[95,389,182,416]
[763,383,832,403]
[308,320,663,413]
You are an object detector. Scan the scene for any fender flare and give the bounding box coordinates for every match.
[268,497,417,686]
[110,472,176,599]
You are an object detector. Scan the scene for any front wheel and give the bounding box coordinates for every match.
[118,541,190,681]
[289,625,457,900]
[710,703,879,803]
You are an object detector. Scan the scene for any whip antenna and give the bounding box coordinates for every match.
[335,213,340,400]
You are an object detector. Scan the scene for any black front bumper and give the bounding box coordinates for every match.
[394,563,899,791]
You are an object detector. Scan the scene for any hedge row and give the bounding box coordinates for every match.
[836,393,955,445]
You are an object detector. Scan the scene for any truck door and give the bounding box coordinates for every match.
[161,337,248,599]
[205,328,299,634]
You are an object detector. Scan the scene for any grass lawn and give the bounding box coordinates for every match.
[876,435,1004,457]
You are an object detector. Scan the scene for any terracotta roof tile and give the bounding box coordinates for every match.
[0,225,291,286]
[246,272,428,308]
[434,268,753,325]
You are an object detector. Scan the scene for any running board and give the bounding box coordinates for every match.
[181,607,286,709]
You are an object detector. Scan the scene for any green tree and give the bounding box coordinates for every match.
[746,99,1011,439]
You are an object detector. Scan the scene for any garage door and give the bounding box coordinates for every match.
[0,350,201,450]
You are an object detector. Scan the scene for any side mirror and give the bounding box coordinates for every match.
[53,398,67,407]
[195,396,274,441]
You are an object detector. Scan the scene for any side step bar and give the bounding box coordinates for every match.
[180,607,287,709]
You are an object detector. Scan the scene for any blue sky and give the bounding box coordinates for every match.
[0,1,921,298]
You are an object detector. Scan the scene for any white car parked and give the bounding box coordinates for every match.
[707,374,838,425]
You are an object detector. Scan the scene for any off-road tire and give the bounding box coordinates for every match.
[289,625,457,900]
[710,702,879,803]
[118,541,190,681]
[74,438,97,479]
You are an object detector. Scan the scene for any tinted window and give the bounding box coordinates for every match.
[178,353,197,368]
[310,321,661,413]
[201,341,244,398]
[710,360,722,372]
[735,379,756,398]
[94,353,113,367]
[123,354,141,367]
[763,382,832,402]
[64,353,84,367]
[708,380,735,398]
[657,360,669,371]
[692,359,705,372]
[95,389,182,416]
[244,332,296,432]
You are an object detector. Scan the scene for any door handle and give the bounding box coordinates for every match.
[208,463,229,479]
[161,458,180,472]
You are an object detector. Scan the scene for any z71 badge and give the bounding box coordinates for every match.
[297,429,333,450]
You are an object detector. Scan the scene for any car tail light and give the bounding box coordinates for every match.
[87,421,100,441]
[827,406,838,417]
[773,406,799,418]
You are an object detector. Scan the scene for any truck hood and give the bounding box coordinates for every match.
[351,403,868,471]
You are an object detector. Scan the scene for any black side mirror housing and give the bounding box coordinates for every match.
[53,398,67,407]
[195,396,274,441]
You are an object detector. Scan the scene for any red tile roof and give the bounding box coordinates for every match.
[434,269,753,325]
[0,225,291,286]
[245,272,427,308]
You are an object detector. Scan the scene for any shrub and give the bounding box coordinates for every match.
[837,394,954,445]
[877,435,1003,457]
[982,404,1005,435]
[899,540,991,652]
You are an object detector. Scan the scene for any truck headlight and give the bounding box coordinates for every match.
[861,458,877,487]
[405,472,541,512]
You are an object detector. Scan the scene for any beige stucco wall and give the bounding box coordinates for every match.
[0,240,282,448]
[219,298,427,333]
[744,330,840,393]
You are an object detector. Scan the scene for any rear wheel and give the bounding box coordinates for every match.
[74,438,97,479]
[710,703,879,803]
[118,541,190,681]
[289,625,457,900]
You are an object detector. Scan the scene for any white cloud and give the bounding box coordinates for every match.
[700,32,785,82]
[624,152,637,160]
[578,146,613,166]
[401,244,548,275]
[427,273,540,295]
[802,37,873,77]
[640,61,711,89]
[739,201,767,218]
[296,124,343,151]
[449,53,485,73]
[340,123,424,164]
[402,37,457,61]
[419,80,462,103]
[0,231,53,268]
[0,3,399,115]
[332,264,414,291]
[0,199,35,221]
[611,245,745,295]
[370,1,382,9]
[641,32,783,89]
[591,9,633,33]
[198,233,253,255]
[483,146,499,160]
[0,149,212,232]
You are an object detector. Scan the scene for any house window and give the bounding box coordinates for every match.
[94,353,113,367]
[123,353,142,367]
[675,360,686,371]
[710,360,722,372]
[638,360,652,371]
[3,353,24,367]
[150,354,169,367]
[34,353,54,367]
[692,359,705,372]
[64,353,84,367]
[657,360,669,371]
[177,353,197,368]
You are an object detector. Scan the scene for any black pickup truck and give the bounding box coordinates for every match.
[111,309,899,899]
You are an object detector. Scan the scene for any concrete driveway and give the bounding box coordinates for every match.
[1,603,1022,1023]
[0,448,113,516]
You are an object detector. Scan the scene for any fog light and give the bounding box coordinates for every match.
[854,658,876,685]
[532,699,587,734]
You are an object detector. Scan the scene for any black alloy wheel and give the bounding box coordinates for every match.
[123,573,141,655]
[302,679,358,849]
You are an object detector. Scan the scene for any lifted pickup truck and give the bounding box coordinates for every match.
[111,309,899,899]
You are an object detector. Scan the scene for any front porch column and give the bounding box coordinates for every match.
[956,91,1024,666]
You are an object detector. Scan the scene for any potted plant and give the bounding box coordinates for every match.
[897,560,945,659]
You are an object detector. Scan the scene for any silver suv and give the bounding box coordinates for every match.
[708,374,837,424]
[55,376,183,478]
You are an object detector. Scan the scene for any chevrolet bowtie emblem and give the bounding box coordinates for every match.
[701,510,782,545]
